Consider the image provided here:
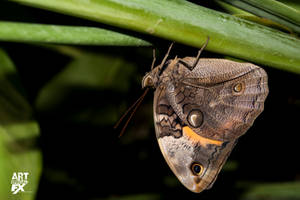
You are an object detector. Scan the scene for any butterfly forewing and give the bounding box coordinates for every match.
[163,58,268,141]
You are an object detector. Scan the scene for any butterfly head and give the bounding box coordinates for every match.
[142,57,179,89]
[142,63,163,89]
[142,72,155,88]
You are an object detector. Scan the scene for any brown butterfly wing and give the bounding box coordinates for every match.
[152,58,268,192]
[164,58,269,141]
[153,84,238,193]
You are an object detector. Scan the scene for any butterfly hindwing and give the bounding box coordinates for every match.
[153,84,238,193]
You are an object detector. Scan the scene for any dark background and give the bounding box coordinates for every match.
[1,1,300,200]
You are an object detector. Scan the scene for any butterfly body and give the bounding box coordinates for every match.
[142,56,268,193]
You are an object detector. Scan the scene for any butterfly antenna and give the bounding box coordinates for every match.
[114,88,150,138]
[192,36,210,69]
[114,88,148,129]
[115,48,156,137]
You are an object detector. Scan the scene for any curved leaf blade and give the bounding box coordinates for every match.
[0,21,150,46]
[10,0,300,73]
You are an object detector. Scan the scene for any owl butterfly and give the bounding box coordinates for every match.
[141,38,268,193]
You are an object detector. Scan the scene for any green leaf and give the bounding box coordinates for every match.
[238,181,300,200]
[215,0,257,16]
[0,21,150,46]
[216,0,296,34]
[221,0,300,33]
[35,47,137,125]
[10,0,300,74]
[0,48,42,200]
[278,0,300,11]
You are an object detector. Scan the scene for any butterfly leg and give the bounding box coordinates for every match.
[178,37,210,71]
[151,49,156,70]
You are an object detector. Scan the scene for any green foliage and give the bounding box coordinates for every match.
[35,47,137,125]
[221,0,300,33]
[238,181,300,200]
[0,21,150,46]
[6,0,300,73]
[0,48,42,200]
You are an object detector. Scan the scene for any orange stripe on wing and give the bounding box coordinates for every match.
[182,126,223,147]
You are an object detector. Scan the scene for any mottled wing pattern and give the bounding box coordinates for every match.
[152,58,268,193]
[165,58,268,141]
[153,86,183,139]
[153,85,237,193]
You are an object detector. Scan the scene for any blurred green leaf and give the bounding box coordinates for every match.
[0,21,150,46]
[222,160,239,171]
[238,181,300,200]
[10,0,300,73]
[0,48,42,200]
[163,175,181,188]
[35,47,137,125]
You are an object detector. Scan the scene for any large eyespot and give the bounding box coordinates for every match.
[187,109,204,128]
[233,82,244,94]
[191,162,204,176]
